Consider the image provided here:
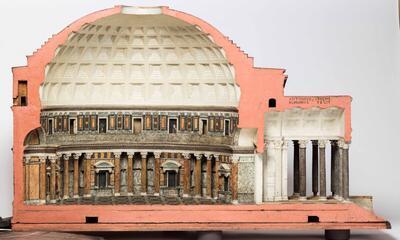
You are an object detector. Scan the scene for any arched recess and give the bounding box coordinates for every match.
[23,127,45,146]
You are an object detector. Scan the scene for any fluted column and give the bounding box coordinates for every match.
[50,156,57,203]
[343,142,350,200]
[154,152,161,196]
[140,152,147,195]
[73,153,80,198]
[83,152,93,198]
[214,155,220,199]
[127,153,134,196]
[293,140,300,197]
[39,156,47,203]
[114,152,121,196]
[231,155,239,204]
[318,140,327,200]
[206,155,212,199]
[312,140,319,197]
[182,153,191,197]
[63,154,70,199]
[194,153,202,197]
[298,140,307,200]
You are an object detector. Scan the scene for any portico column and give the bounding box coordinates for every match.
[330,140,337,196]
[318,140,327,200]
[214,155,220,199]
[49,156,57,203]
[83,152,93,198]
[336,140,345,200]
[127,153,134,196]
[73,153,80,198]
[343,142,350,200]
[298,140,307,200]
[312,140,319,197]
[182,153,191,197]
[231,155,239,204]
[154,152,161,196]
[281,140,289,201]
[63,154,71,199]
[140,152,147,195]
[39,156,47,204]
[114,152,121,196]
[194,154,202,197]
[206,155,212,199]
[293,140,300,197]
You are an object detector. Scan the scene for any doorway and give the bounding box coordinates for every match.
[133,118,142,134]
[201,119,208,135]
[69,119,76,134]
[99,118,107,133]
[169,118,177,133]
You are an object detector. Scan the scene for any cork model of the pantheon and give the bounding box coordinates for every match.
[11,6,389,240]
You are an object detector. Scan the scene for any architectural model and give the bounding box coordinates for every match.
[12,6,389,240]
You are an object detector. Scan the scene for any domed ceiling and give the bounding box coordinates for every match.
[40,12,240,110]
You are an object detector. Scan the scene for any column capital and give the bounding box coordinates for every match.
[23,156,30,164]
[38,156,47,163]
[338,139,346,148]
[154,152,162,159]
[318,139,329,148]
[282,140,290,149]
[62,153,71,160]
[181,152,191,159]
[343,143,350,149]
[113,152,121,158]
[193,153,202,159]
[72,153,80,160]
[83,152,94,159]
[298,140,308,148]
[127,152,135,158]
[206,154,214,160]
[140,152,147,158]
[232,155,240,164]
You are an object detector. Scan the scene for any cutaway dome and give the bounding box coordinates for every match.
[40,12,239,110]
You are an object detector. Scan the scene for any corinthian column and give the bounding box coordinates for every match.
[298,140,308,200]
[231,155,239,204]
[127,152,134,196]
[73,153,80,198]
[194,153,202,197]
[63,153,71,199]
[140,152,147,195]
[39,156,47,204]
[318,140,327,200]
[343,142,350,200]
[154,152,161,196]
[182,153,191,197]
[114,152,121,196]
[206,155,212,199]
[83,152,93,198]
[49,156,57,203]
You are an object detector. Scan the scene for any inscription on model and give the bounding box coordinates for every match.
[289,97,331,105]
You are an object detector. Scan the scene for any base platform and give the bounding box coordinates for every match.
[12,202,389,232]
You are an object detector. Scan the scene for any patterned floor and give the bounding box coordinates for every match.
[55,195,231,205]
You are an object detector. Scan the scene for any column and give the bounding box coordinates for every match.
[63,154,70,199]
[206,155,212,199]
[154,152,161,196]
[83,152,92,198]
[213,155,220,199]
[73,153,79,198]
[194,154,202,197]
[50,156,57,203]
[231,155,239,204]
[182,153,191,197]
[114,152,121,196]
[127,153,134,196]
[140,152,147,195]
[318,140,327,200]
[343,142,350,200]
[330,140,337,196]
[39,156,47,204]
[312,140,319,197]
[281,140,289,201]
[336,140,344,200]
[23,157,28,201]
[293,140,300,197]
[298,140,307,200]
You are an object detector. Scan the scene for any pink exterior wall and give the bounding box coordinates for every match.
[11,6,355,230]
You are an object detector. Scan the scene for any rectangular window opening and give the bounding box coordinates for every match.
[169,118,177,134]
[99,118,107,133]
[133,118,142,134]
[85,216,98,224]
[308,216,320,223]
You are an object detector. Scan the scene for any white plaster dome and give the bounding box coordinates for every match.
[40,12,239,110]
